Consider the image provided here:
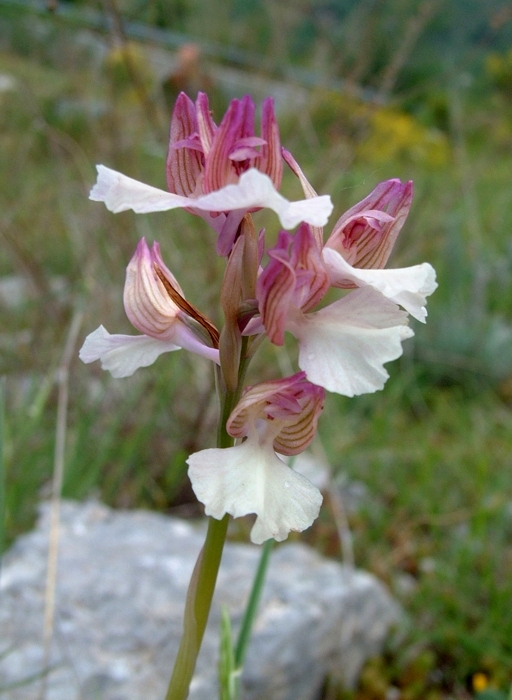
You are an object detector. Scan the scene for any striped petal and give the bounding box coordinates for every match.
[124,238,182,339]
[227,372,325,456]
[259,98,283,189]
[257,224,330,345]
[166,92,204,197]
[325,179,413,268]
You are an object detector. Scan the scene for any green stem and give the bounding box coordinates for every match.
[165,515,229,700]
[234,537,274,669]
[164,339,252,700]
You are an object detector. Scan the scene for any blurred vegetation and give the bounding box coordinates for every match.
[1,0,512,698]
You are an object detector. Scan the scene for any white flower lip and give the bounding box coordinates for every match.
[79,324,220,378]
[90,165,333,230]
[322,246,438,322]
[79,325,181,378]
[288,287,415,397]
[188,372,324,543]
[187,436,322,544]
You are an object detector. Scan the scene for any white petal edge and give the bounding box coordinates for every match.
[323,247,437,322]
[90,166,333,230]
[289,287,414,397]
[79,325,180,378]
[187,437,323,544]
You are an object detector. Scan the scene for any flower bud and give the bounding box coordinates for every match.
[124,238,183,340]
[325,179,413,270]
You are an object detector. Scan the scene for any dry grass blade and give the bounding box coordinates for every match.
[0,378,5,570]
[377,0,440,101]
[100,0,165,140]
[38,306,84,700]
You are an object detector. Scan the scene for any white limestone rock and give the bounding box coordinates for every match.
[0,500,401,700]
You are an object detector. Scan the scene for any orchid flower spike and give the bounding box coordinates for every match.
[90,94,332,257]
[246,223,414,397]
[79,238,219,377]
[188,372,325,544]
[283,149,437,321]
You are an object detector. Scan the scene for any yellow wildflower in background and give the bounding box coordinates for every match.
[359,107,449,167]
[472,672,489,693]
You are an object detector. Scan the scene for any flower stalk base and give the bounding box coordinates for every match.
[164,514,230,700]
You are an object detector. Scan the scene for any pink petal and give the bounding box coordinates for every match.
[227,372,324,455]
[171,136,204,152]
[195,91,217,155]
[326,180,413,268]
[203,96,254,192]
[166,92,204,197]
[231,136,267,149]
[259,98,283,189]
[124,238,181,339]
[229,146,263,162]
[289,224,330,312]
[257,231,297,345]
[257,224,330,344]
[216,209,247,257]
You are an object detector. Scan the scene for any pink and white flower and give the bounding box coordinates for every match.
[188,372,324,543]
[90,94,333,256]
[247,223,414,397]
[283,149,437,322]
[79,238,219,377]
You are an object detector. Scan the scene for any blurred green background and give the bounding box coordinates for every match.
[1,0,512,698]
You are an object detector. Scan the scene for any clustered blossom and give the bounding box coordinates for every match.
[81,91,437,543]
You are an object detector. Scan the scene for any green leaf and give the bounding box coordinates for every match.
[218,605,237,700]
[234,537,273,668]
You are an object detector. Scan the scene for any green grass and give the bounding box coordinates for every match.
[1,5,512,698]
[321,382,512,693]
